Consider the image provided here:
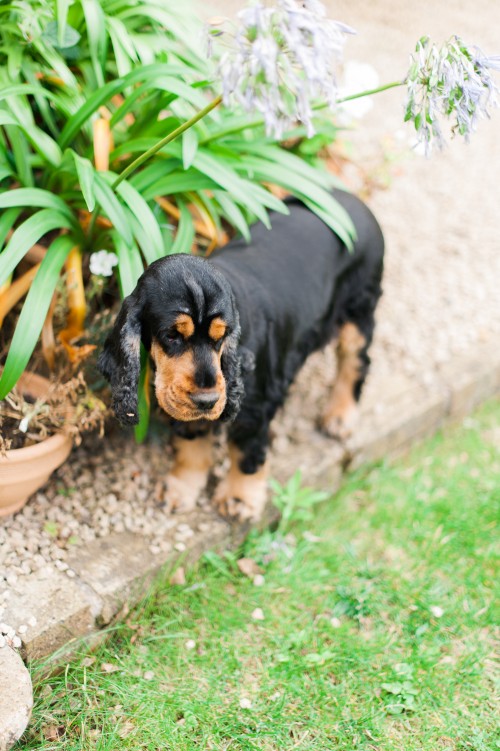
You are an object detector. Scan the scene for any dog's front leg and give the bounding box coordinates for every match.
[166,433,213,513]
[214,432,269,523]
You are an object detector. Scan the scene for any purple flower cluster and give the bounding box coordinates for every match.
[207,0,354,139]
[405,36,500,155]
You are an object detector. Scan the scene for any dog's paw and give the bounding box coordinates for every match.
[165,470,207,513]
[321,403,359,441]
[213,474,268,523]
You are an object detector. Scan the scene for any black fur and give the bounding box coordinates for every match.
[99,188,384,475]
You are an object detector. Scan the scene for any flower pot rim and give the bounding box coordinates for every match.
[0,429,72,462]
[0,370,73,460]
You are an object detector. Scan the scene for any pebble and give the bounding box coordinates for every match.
[251,608,265,621]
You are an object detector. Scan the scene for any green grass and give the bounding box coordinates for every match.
[19,400,499,750]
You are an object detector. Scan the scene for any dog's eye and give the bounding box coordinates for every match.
[162,329,181,344]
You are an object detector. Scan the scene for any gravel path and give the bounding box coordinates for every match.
[1,0,499,629]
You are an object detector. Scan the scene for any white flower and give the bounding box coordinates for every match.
[208,0,355,139]
[185,639,196,650]
[404,35,500,155]
[89,250,118,277]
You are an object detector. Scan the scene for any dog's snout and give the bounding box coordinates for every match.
[190,391,220,411]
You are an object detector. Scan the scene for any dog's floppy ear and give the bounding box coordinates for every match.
[98,291,144,425]
[219,316,254,423]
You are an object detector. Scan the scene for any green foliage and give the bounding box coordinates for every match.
[270,471,329,532]
[380,663,419,715]
[0,0,352,410]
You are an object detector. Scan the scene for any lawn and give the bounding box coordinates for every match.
[19,399,499,750]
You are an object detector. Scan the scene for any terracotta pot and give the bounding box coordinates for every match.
[0,372,73,517]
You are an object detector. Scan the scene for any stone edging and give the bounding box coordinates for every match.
[0,646,32,751]
[1,342,499,749]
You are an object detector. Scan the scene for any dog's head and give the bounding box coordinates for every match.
[98,255,249,425]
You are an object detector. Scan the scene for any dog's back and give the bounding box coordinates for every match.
[210,188,384,367]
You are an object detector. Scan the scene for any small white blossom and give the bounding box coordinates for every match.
[404,35,500,155]
[89,250,118,277]
[208,0,355,139]
[430,605,444,618]
[185,639,196,650]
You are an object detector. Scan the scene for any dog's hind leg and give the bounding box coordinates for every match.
[166,433,213,513]
[321,321,369,441]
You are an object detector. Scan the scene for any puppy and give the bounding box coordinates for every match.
[98,189,384,521]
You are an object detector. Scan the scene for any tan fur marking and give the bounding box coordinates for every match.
[166,434,214,512]
[151,338,226,422]
[174,313,195,339]
[214,445,269,522]
[208,317,227,342]
[322,322,366,440]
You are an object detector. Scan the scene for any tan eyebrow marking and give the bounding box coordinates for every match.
[208,317,227,342]
[174,314,195,339]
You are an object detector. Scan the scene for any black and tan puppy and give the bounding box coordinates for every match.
[98,189,384,520]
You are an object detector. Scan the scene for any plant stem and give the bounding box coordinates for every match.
[200,81,406,143]
[112,94,223,190]
[336,79,405,104]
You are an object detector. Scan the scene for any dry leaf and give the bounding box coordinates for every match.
[170,567,186,586]
[43,725,65,741]
[118,720,135,739]
[237,557,263,579]
[101,662,120,673]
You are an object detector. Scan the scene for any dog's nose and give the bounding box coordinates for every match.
[190,391,220,411]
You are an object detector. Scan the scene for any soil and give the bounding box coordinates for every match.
[0,394,37,451]
[1,1,499,600]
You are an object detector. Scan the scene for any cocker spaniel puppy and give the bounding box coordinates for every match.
[98,189,384,521]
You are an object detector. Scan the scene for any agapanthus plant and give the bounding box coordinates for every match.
[404,35,500,154]
[205,4,499,155]
[208,0,355,138]
[1,0,499,445]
